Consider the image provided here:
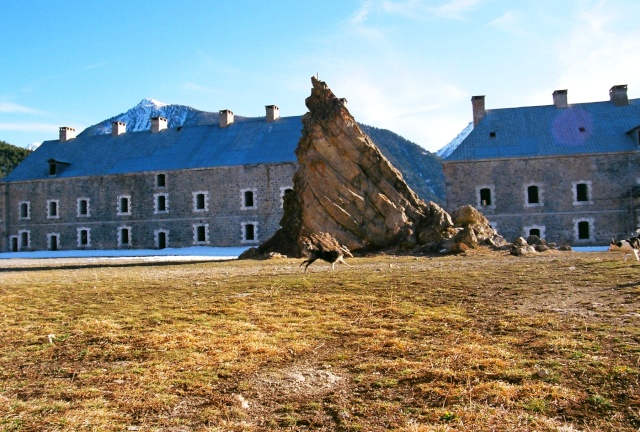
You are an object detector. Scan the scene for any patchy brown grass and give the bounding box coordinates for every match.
[0,249,639,431]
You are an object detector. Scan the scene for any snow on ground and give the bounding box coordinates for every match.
[0,245,609,263]
[0,246,251,262]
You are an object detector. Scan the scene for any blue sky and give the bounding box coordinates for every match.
[2,0,640,152]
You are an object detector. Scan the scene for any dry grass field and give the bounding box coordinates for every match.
[1,249,639,431]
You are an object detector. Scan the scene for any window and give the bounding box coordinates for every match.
[156,173,166,188]
[241,188,257,210]
[193,191,209,212]
[18,201,30,220]
[573,181,592,204]
[118,226,131,247]
[77,228,91,247]
[155,230,169,249]
[49,161,57,176]
[47,233,60,251]
[574,218,594,241]
[77,198,90,217]
[527,186,539,204]
[525,184,543,207]
[117,195,131,215]
[242,222,258,243]
[489,131,496,138]
[476,185,495,208]
[19,230,30,249]
[524,225,545,240]
[47,200,59,219]
[193,224,209,244]
[154,193,169,214]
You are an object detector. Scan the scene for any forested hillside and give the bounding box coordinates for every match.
[0,141,31,179]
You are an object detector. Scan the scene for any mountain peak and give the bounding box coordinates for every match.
[137,98,168,108]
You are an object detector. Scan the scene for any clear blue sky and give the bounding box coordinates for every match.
[2,0,640,152]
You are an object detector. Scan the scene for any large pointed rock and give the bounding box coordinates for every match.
[258,77,457,257]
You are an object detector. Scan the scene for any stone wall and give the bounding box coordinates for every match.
[2,162,295,252]
[442,152,640,245]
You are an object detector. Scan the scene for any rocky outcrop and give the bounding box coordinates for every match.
[258,77,502,258]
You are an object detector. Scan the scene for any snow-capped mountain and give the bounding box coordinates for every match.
[78,99,248,137]
[78,99,446,203]
[436,122,472,159]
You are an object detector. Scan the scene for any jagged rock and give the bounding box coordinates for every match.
[258,77,493,257]
[451,205,507,249]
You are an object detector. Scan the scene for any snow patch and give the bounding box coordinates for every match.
[437,122,473,158]
[0,246,250,261]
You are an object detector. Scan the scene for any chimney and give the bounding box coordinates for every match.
[471,95,486,127]
[112,121,126,137]
[59,126,76,142]
[150,116,167,133]
[219,109,234,128]
[265,105,280,122]
[610,85,629,106]
[552,89,568,108]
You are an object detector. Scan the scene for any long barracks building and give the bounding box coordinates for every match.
[0,106,298,252]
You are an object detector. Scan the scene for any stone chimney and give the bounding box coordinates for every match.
[112,121,126,137]
[150,116,167,133]
[59,126,76,142]
[219,109,234,128]
[610,85,628,106]
[471,95,486,127]
[265,105,280,122]
[552,89,568,108]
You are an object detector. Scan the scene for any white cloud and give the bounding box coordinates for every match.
[0,102,42,114]
[428,0,485,20]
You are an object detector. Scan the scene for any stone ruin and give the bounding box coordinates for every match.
[245,77,507,259]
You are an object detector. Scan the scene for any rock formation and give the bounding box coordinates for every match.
[256,77,504,258]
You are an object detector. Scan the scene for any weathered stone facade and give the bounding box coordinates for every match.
[1,163,294,252]
[443,86,640,246]
[443,152,640,245]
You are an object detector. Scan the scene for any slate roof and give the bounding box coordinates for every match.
[444,98,640,161]
[2,116,303,182]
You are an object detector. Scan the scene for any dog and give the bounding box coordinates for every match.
[300,242,352,272]
[609,236,640,261]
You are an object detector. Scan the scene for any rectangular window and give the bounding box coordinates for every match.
[49,161,57,176]
[193,191,209,212]
[578,221,590,239]
[156,173,166,188]
[241,188,257,209]
[78,228,91,247]
[19,201,30,219]
[20,231,30,248]
[119,226,131,246]
[574,218,594,241]
[576,183,589,202]
[117,195,131,215]
[527,186,539,204]
[479,188,492,206]
[154,193,168,213]
[77,198,90,217]
[241,222,258,243]
[48,233,59,251]
[193,224,209,244]
[47,200,59,219]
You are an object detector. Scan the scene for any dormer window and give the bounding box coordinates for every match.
[578,127,586,133]
[47,159,70,177]
[489,132,496,138]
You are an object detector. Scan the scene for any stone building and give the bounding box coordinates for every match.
[0,106,298,252]
[442,85,640,246]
